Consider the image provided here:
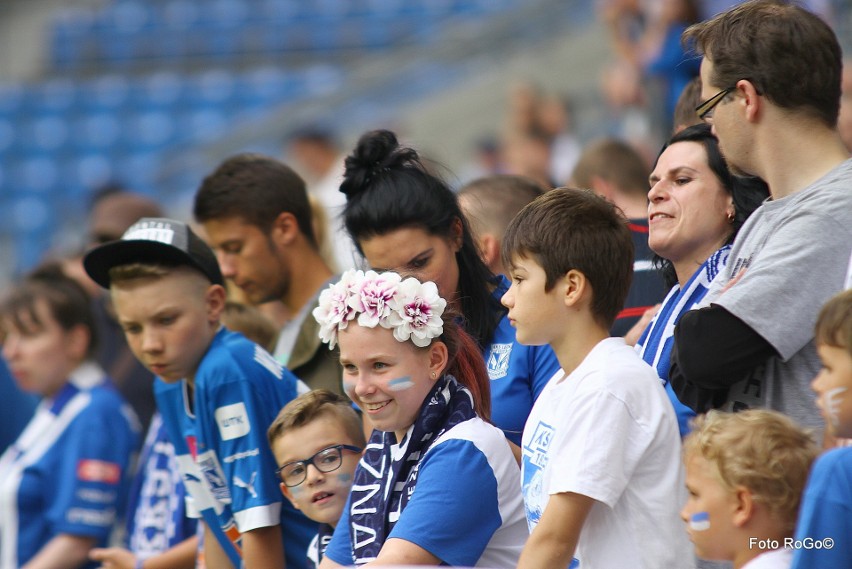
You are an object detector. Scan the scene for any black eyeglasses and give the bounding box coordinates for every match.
[275,444,362,487]
[695,87,734,120]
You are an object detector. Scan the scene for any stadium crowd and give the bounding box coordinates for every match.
[1,1,851,569]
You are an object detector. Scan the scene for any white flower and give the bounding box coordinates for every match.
[312,270,364,349]
[388,277,446,347]
[313,269,446,349]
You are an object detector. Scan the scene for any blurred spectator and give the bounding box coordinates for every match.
[0,265,138,568]
[570,138,666,339]
[600,0,701,145]
[458,175,546,278]
[672,76,704,133]
[502,128,556,189]
[0,356,37,455]
[285,127,358,272]
[62,189,163,436]
[537,95,582,184]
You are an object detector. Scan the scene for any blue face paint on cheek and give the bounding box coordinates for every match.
[388,376,414,391]
[290,484,305,497]
[689,511,710,531]
[337,472,352,483]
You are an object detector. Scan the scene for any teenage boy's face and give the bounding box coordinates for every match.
[111,269,224,383]
[501,254,565,346]
[202,216,290,305]
[812,343,852,438]
[272,418,362,526]
[681,454,737,562]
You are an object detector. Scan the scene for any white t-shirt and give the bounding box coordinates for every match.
[742,548,792,569]
[521,338,693,569]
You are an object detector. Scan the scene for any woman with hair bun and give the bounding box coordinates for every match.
[339,129,561,447]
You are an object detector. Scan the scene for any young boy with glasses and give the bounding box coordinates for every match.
[268,390,366,568]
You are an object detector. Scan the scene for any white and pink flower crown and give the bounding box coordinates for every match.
[312,269,447,350]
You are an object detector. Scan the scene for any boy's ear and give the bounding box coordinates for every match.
[280,482,301,511]
[731,486,754,528]
[205,284,227,325]
[478,234,500,270]
[562,269,588,309]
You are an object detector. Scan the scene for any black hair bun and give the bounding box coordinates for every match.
[340,129,418,198]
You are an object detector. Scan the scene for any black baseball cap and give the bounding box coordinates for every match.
[83,217,224,288]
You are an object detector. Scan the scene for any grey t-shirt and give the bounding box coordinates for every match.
[702,158,852,430]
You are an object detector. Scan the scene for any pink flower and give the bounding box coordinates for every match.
[312,270,364,349]
[352,270,401,328]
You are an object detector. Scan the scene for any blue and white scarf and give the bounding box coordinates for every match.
[636,245,730,435]
[348,375,476,564]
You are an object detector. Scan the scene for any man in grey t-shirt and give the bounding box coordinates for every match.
[669,0,852,432]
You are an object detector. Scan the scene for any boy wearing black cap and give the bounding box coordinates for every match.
[84,218,314,569]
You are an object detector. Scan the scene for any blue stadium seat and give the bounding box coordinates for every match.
[81,75,131,112]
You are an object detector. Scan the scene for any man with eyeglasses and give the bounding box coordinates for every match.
[669,0,852,436]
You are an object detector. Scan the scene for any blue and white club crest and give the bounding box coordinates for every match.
[487,343,512,379]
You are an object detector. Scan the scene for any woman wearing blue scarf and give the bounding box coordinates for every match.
[314,269,527,568]
[637,123,769,436]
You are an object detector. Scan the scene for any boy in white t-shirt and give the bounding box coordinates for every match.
[501,188,692,569]
[681,410,817,569]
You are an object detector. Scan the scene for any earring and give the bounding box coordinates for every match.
[431,372,437,379]
[727,210,735,223]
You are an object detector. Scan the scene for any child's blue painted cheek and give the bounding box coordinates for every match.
[290,484,305,497]
[387,376,414,391]
[689,512,710,531]
[337,472,353,483]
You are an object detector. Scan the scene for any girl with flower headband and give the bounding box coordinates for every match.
[338,129,561,447]
[313,270,527,568]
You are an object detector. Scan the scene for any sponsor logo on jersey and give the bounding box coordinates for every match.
[487,343,512,379]
[77,459,121,484]
[66,507,116,527]
[223,448,260,464]
[197,449,232,504]
[76,488,117,504]
[215,402,251,440]
[233,472,258,498]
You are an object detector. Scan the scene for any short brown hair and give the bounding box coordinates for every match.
[267,389,366,449]
[570,139,648,198]
[815,288,852,357]
[683,0,842,127]
[672,77,704,132]
[684,410,818,534]
[458,175,546,237]
[194,153,316,246]
[501,188,633,328]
